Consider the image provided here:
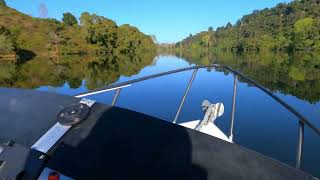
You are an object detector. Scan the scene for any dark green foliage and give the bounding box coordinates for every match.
[81,13,118,52]
[0,26,18,55]
[0,5,156,57]
[80,12,156,55]
[294,18,320,50]
[177,0,320,52]
[0,0,6,6]
[62,12,78,26]
[176,31,214,49]
[79,12,91,27]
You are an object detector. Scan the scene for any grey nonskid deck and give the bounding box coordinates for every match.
[0,88,317,180]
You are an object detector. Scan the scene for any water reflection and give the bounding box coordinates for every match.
[175,50,320,103]
[0,51,320,177]
[0,51,156,90]
[2,50,319,105]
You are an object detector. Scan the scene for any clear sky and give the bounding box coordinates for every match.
[6,0,292,43]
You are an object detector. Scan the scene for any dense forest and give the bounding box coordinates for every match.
[175,0,320,52]
[0,1,156,58]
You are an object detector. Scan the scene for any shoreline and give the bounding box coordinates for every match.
[0,54,17,60]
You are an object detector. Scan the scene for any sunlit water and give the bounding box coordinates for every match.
[1,53,319,177]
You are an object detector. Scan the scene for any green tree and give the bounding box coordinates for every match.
[80,12,92,27]
[176,0,320,52]
[48,20,65,54]
[0,35,14,53]
[294,18,315,50]
[208,26,213,32]
[257,35,274,51]
[62,12,78,26]
[0,5,156,56]
[0,26,17,55]
[0,0,6,6]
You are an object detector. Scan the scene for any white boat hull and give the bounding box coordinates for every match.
[180,120,232,143]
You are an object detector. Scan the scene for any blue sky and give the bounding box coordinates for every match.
[6,0,292,43]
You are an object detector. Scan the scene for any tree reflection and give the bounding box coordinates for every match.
[0,51,155,90]
[175,50,320,103]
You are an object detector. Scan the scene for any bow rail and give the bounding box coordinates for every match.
[75,64,320,169]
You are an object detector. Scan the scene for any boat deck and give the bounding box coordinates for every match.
[0,88,316,180]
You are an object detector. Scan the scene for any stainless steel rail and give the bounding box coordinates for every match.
[173,69,198,124]
[229,75,237,142]
[296,121,304,169]
[75,64,320,169]
[111,88,121,106]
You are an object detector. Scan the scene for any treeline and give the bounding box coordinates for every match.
[176,0,320,52]
[0,1,156,58]
[78,12,156,56]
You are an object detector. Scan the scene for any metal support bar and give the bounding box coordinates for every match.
[229,75,237,141]
[296,121,304,169]
[111,88,121,106]
[74,64,320,136]
[173,69,198,124]
[75,84,131,98]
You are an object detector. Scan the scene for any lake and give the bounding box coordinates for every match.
[1,51,320,177]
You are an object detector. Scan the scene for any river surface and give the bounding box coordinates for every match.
[0,51,320,177]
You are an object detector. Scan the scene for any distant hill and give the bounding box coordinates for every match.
[176,0,320,51]
[0,2,156,58]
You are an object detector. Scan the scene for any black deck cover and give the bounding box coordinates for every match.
[0,88,317,180]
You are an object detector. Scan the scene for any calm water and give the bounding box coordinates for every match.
[1,52,320,176]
